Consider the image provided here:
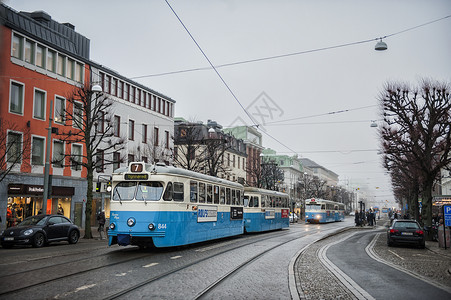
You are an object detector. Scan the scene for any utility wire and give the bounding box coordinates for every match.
[130,14,451,79]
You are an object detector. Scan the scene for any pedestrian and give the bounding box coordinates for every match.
[97,210,106,239]
[57,204,64,215]
[354,210,360,226]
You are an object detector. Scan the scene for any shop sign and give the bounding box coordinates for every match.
[26,185,44,194]
[8,184,23,194]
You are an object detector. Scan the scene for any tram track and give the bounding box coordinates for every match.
[103,225,342,300]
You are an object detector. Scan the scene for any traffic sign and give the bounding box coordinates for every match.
[444,205,451,227]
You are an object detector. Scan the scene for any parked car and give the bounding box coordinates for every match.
[289,213,298,223]
[387,219,425,248]
[1,214,80,248]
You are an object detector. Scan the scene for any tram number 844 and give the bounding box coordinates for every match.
[157,223,167,230]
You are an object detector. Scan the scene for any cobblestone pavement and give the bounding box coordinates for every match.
[294,225,451,299]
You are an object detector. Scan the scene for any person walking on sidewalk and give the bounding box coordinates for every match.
[97,210,106,239]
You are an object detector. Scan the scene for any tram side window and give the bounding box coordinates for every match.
[249,196,259,207]
[136,182,164,201]
[163,182,173,201]
[190,181,198,203]
[113,181,136,201]
[261,195,266,208]
[231,190,236,205]
[270,196,275,208]
[226,188,231,205]
[243,196,249,207]
[283,198,288,208]
[214,186,219,204]
[237,190,242,205]
[207,184,213,204]
[321,204,326,210]
[198,182,206,203]
[173,182,184,201]
[220,187,225,204]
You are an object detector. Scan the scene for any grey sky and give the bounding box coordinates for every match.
[6,0,451,208]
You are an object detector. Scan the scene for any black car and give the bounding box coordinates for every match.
[1,214,80,248]
[387,219,425,248]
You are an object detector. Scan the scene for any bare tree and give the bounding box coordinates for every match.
[260,159,284,191]
[0,118,31,182]
[245,151,262,187]
[379,79,451,231]
[173,124,205,171]
[55,85,126,238]
[200,136,231,177]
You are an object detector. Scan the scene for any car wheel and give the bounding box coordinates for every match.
[68,230,79,244]
[32,233,45,248]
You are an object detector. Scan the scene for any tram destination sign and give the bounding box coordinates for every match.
[124,173,149,180]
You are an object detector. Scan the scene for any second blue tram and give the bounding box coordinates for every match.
[108,162,244,248]
[304,198,345,223]
[243,187,290,232]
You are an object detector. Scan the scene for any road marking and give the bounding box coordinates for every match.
[143,262,159,268]
[170,255,182,259]
[388,250,404,260]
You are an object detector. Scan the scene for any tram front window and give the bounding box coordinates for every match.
[113,182,137,201]
[136,182,164,201]
[306,204,321,211]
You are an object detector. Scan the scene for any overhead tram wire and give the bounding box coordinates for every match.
[129,14,451,80]
[164,0,298,155]
[164,0,259,129]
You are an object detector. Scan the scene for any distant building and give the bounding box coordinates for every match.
[174,119,246,183]
[299,158,338,187]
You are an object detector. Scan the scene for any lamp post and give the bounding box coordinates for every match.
[42,100,54,214]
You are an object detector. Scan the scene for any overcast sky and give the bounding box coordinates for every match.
[6,0,451,207]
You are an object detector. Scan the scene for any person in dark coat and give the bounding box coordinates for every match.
[97,210,106,239]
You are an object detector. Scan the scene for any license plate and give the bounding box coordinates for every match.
[4,237,14,241]
[401,232,413,236]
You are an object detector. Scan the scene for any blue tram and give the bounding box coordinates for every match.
[304,198,345,224]
[108,162,244,248]
[243,187,290,232]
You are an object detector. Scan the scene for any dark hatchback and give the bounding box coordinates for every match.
[387,219,425,248]
[1,214,80,248]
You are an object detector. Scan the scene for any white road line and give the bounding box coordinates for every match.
[388,249,404,260]
[318,232,375,300]
[170,255,182,259]
[143,262,159,268]
[366,233,451,294]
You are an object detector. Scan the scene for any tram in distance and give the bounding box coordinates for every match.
[243,187,290,232]
[108,162,246,248]
[304,198,345,223]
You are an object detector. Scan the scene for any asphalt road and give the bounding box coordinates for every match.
[326,230,451,299]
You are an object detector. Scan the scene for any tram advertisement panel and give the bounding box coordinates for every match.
[197,205,218,222]
[265,209,275,219]
[281,209,289,218]
[230,207,243,220]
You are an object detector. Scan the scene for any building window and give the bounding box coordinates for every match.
[142,124,147,143]
[54,96,65,124]
[72,144,82,170]
[32,136,45,165]
[33,89,46,120]
[95,149,104,173]
[24,40,34,64]
[113,115,120,137]
[47,50,56,72]
[7,132,22,163]
[76,63,83,82]
[53,140,64,168]
[113,152,121,171]
[136,89,141,106]
[165,131,169,149]
[57,54,65,76]
[117,81,123,98]
[124,84,129,101]
[112,79,117,96]
[73,102,83,129]
[66,58,74,79]
[129,120,135,140]
[130,86,135,103]
[10,81,24,115]
[128,154,134,164]
[97,111,105,133]
[12,33,23,59]
[104,75,111,94]
[154,127,159,146]
[36,45,45,68]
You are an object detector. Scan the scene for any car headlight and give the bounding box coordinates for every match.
[0,230,4,236]
[127,218,136,227]
[24,229,34,236]
[109,223,116,230]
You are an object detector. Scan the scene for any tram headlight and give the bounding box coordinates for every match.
[315,215,321,219]
[148,223,155,231]
[127,218,136,227]
[109,223,116,230]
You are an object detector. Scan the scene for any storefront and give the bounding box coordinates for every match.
[7,183,74,227]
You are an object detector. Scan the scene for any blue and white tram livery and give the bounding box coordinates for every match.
[243,187,290,232]
[108,162,244,248]
[304,198,345,224]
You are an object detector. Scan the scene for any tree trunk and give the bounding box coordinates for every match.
[421,183,433,240]
[84,158,93,239]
